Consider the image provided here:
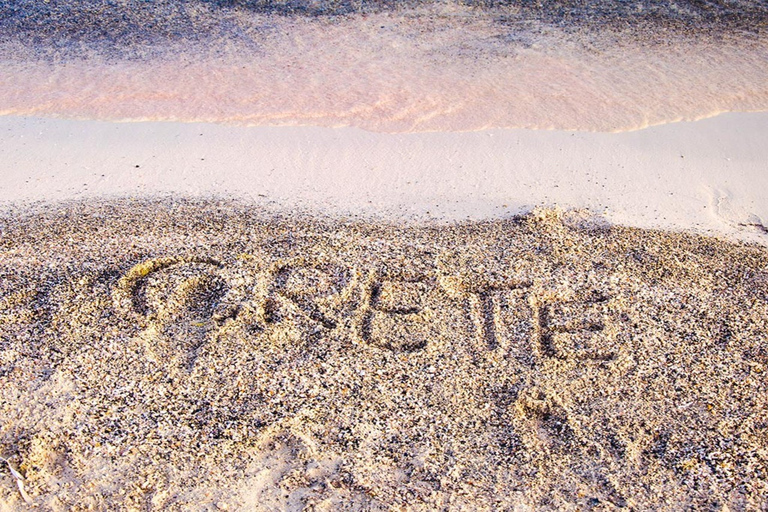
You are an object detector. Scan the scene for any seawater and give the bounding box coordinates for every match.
[1,1,767,132]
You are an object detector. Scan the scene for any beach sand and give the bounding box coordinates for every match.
[2,2,768,509]
[2,113,768,246]
[1,200,766,510]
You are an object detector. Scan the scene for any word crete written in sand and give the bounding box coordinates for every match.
[112,253,626,366]
[3,210,767,510]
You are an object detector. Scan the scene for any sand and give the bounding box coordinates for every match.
[1,199,767,510]
[2,113,768,246]
[2,3,768,509]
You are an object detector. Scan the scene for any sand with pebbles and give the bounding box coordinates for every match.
[0,200,766,510]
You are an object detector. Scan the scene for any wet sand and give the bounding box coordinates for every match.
[3,113,767,246]
[1,200,767,510]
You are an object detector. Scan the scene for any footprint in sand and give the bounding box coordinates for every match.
[511,388,628,507]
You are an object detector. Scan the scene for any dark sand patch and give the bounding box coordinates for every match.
[1,200,767,510]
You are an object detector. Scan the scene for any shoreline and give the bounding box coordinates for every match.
[1,112,767,245]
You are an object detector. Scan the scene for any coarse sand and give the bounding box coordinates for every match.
[1,199,767,510]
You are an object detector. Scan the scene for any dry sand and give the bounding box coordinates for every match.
[1,199,766,510]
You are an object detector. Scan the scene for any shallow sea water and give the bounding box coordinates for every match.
[1,1,767,131]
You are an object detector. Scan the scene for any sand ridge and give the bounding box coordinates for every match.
[0,200,767,510]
